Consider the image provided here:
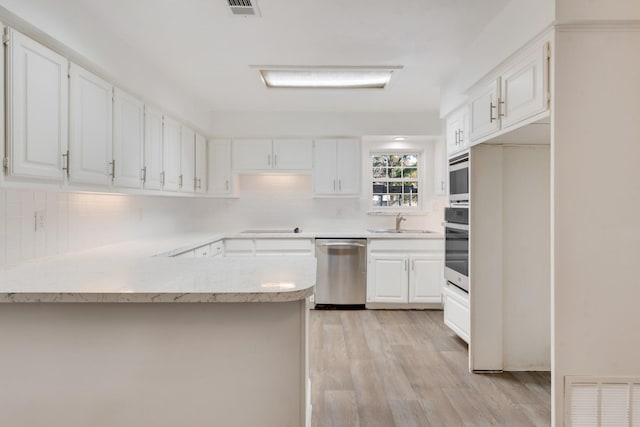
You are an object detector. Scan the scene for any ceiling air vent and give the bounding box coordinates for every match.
[227,0,261,17]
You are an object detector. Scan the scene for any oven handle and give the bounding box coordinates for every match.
[443,222,469,231]
[319,242,366,248]
[448,161,469,173]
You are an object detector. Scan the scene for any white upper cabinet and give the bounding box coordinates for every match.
[208,139,233,196]
[113,88,143,188]
[195,133,207,193]
[446,107,469,156]
[232,139,312,172]
[69,64,113,185]
[232,139,272,171]
[469,79,501,142]
[500,43,548,130]
[313,138,360,196]
[143,106,163,190]
[272,139,312,170]
[162,116,181,191]
[468,41,550,143]
[5,29,68,181]
[179,125,195,192]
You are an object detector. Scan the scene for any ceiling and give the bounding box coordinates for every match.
[2,0,509,114]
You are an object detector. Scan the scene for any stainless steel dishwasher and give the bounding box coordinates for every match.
[314,238,367,308]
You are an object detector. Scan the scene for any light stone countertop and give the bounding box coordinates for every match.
[0,230,443,303]
[0,235,315,303]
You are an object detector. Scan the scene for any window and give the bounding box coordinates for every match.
[371,153,420,208]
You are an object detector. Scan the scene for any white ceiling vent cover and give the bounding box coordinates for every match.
[227,0,261,16]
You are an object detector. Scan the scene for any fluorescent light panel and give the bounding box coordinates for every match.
[259,68,398,89]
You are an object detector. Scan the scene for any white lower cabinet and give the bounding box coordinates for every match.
[367,239,444,307]
[224,238,314,257]
[443,282,470,343]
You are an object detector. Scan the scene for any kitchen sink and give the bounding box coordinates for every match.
[367,229,434,234]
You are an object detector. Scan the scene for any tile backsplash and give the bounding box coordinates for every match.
[0,189,196,267]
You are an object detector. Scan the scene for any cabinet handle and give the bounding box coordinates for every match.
[441,180,445,192]
[338,179,342,191]
[333,179,336,191]
[274,154,277,167]
[498,98,505,118]
[179,174,183,188]
[404,259,408,271]
[411,259,415,271]
[194,177,199,189]
[458,129,463,143]
[109,160,115,179]
[160,171,165,186]
[62,150,70,177]
[141,167,147,183]
[267,154,271,166]
[455,129,459,145]
[490,102,497,123]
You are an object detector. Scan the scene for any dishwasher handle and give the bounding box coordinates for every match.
[318,242,366,248]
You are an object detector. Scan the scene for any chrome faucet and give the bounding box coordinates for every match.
[395,213,406,231]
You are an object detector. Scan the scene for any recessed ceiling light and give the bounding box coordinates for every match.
[394,137,407,141]
[255,66,402,89]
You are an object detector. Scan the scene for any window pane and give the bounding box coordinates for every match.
[388,195,401,206]
[388,167,403,178]
[389,182,403,193]
[403,167,417,178]
[372,155,388,167]
[388,155,402,167]
[402,195,419,207]
[372,182,388,194]
[404,182,418,194]
[372,167,386,178]
[372,195,382,207]
[402,154,418,167]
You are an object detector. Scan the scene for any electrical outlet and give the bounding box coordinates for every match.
[34,210,46,232]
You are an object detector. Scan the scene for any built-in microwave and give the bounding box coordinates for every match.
[444,207,469,293]
[449,153,469,204]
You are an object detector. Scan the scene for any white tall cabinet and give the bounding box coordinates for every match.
[68,64,113,185]
[5,29,68,181]
[162,117,181,192]
[113,89,144,188]
[143,107,163,190]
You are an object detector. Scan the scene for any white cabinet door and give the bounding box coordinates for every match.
[162,117,181,191]
[180,125,195,192]
[143,106,163,190]
[409,256,443,304]
[433,138,446,195]
[69,64,113,185]
[273,139,312,170]
[113,89,143,188]
[208,139,233,195]
[232,139,272,171]
[336,139,360,194]
[446,108,468,156]
[195,133,207,193]
[312,139,338,194]
[6,29,68,181]
[367,256,409,303]
[500,44,547,130]
[469,79,501,142]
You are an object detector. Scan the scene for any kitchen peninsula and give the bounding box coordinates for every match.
[0,235,315,427]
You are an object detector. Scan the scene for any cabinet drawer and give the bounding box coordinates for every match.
[443,282,470,343]
[368,238,443,253]
[224,239,255,255]
[210,241,224,257]
[254,238,314,254]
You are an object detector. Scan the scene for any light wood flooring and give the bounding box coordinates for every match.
[309,309,551,427]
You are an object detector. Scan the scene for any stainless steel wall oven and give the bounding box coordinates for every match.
[448,153,469,204]
[444,207,469,292]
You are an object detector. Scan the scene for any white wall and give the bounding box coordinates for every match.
[0,189,196,268]
[556,0,640,21]
[0,2,210,132]
[210,111,443,138]
[552,26,640,425]
[440,0,555,116]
